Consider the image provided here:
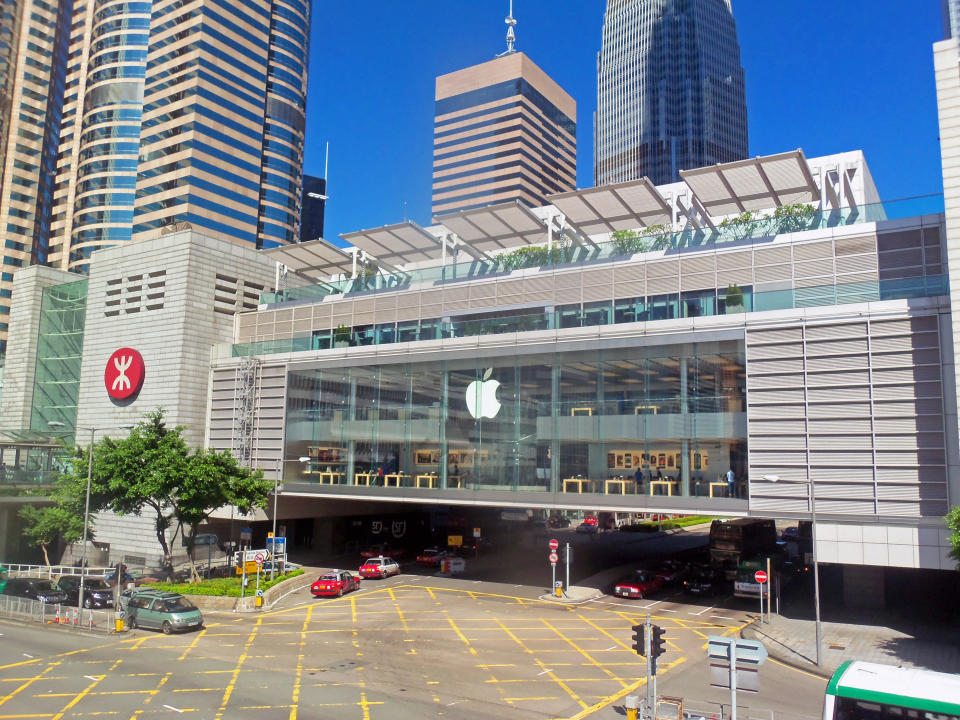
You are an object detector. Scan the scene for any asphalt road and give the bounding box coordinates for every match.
[0,566,826,720]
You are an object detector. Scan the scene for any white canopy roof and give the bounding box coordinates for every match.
[263,237,356,277]
[680,149,819,217]
[435,200,547,252]
[546,177,672,235]
[340,221,440,266]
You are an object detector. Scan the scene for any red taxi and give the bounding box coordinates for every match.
[416,547,451,567]
[360,543,404,560]
[311,570,360,598]
[358,556,400,579]
[611,570,664,599]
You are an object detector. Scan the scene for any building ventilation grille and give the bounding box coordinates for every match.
[214,274,265,316]
[104,270,165,317]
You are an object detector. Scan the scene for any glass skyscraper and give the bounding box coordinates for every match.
[0,0,311,347]
[594,0,748,186]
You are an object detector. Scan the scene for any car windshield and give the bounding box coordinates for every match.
[162,597,196,612]
[34,580,59,591]
[319,575,337,582]
[87,579,111,590]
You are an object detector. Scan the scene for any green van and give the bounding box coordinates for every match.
[126,591,203,634]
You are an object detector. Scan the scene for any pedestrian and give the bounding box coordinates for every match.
[656,468,663,482]
[376,466,385,486]
[727,467,736,498]
[634,466,643,492]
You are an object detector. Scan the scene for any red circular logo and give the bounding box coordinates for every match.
[104,348,145,401]
[754,571,768,584]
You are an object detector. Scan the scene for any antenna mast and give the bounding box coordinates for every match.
[501,1,517,56]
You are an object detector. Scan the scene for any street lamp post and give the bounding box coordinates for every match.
[270,456,310,581]
[763,474,822,666]
[48,421,133,617]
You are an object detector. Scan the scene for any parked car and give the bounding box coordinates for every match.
[57,576,115,608]
[125,592,203,634]
[358,556,400,579]
[683,567,727,596]
[118,587,164,612]
[576,522,599,534]
[610,571,664,600]
[0,566,7,593]
[547,515,571,529]
[416,547,452,566]
[2,577,67,605]
[652,560,686,586]
[311,570,360,598]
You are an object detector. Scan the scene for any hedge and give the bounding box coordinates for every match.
[143,569,305,597]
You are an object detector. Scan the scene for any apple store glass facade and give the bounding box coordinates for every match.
[283,340,747,498]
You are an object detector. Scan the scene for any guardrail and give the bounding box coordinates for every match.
[0,594,120,634]
[1,564,113,578]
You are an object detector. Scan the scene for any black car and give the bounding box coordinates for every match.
[57,576,115,608]
[683,567,727,596]
[2,577,67,604]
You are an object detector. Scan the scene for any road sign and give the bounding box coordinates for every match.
[707,636,768,694]
[448,535,462,547]
[473,527,481,538]
[240,527,252,541]
[254,552,266,565]
[548,538,559,551]
[548,552,559,564]
[754,570,768,584]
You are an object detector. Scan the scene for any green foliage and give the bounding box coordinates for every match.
[947,506,960,569]
[773,203,816,232]
[57,409,271,576]
[145,569,304,597]
[610,226,671,255]
[493,244,569,271]
[333,324,351,345]
[724,283,744,309]
[18,504,87,565]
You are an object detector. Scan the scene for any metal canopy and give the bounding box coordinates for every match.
[263,237,356,277]
[434,200,547,252]
[546,177,672,236]
[680,149,819,217]
[340,221,440,267]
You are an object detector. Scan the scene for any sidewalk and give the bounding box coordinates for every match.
[742,613,960,678]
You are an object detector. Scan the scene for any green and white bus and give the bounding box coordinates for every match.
[824,661,960,720]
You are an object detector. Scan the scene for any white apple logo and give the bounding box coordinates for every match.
[465,368,501,419]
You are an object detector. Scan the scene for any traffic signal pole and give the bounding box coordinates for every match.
[645,615,652,717]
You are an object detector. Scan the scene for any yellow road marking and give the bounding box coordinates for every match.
[50,671,104,720]
[541,619,628,689]
[288,604,313,720]
[213,616,261,719]
[388,588,409,633]
[0,663,59,708]
[0,661,39,673]
[177,627,207,662]
[444,614,477,655]
[768,656,829,681]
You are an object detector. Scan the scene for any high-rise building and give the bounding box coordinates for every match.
[0,0,73,349]
[300,173,326,242]
[944,0,959,39]
[432,8,576,218]
[45,0,312,275]
[595,0,748,186]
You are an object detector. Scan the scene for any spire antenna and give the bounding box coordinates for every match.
[500,1,517,56]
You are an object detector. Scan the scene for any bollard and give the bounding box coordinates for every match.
[115,617,124,633]
[625,694,640,720]
[255,595,263,608]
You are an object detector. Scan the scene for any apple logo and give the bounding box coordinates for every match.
[465,368,501,419]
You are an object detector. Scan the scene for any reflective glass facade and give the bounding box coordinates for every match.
[595,0,748,185]
[29,278,87,438]
[283,340,747,500]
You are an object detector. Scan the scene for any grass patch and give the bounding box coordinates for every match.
[622,515,721,533]
[143,569,305,597]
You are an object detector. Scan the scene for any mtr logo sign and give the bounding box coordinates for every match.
[104,348,145,401]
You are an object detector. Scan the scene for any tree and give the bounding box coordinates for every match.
[57,409,271,581]
[18,505,87,566]
[947,506,960,568]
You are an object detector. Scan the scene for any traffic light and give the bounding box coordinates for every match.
[631,624,645,656]
[650,624,667,673]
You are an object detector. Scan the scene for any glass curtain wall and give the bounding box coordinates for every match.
[283,340,747,498]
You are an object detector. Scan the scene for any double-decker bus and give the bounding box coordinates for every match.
[824,661,960,720]
[709,519,777,579]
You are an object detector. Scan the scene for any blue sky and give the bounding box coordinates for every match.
[304,1,945,244]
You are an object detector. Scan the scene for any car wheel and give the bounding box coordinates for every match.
[161,621,172,635]
[337,587,343,598]
[83,597,92,609]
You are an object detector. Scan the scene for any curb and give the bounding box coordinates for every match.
[740,620,832,680]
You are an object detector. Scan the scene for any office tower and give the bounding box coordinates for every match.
[0,0,72,349]
[595,0,748,186]
[47,0,311,275]
[300,173,326,242]
[432,8,576,217]
[945,0,960,39]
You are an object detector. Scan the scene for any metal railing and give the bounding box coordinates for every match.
[1,564,112,579]
[0,594,119,634]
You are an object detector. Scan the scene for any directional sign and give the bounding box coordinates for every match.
[549,538,559,551]
[548,552,559,564]
[707,636,768,693]
[754,570,768,584]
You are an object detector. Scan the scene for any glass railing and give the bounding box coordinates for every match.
[260,193,945,306]
[0,469,61,487]
[233,274,948,358]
